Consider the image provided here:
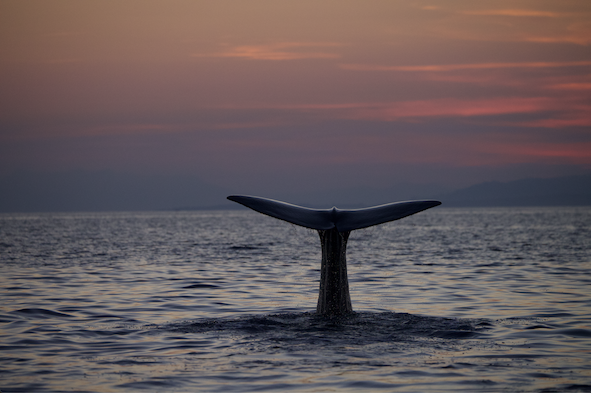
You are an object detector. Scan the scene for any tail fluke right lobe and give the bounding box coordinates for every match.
[334,200,441,232]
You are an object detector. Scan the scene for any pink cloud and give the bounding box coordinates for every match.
[254,97,554,123]
[344,97,552,120]
[207,96,584,128]
[346,98,591,129]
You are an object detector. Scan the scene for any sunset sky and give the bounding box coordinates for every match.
[1,0,590,199]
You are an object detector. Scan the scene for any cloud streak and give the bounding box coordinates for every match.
[193,42,342,61]
[210,96,585,128]
[340,61,591,73]
[342,97,552,120]
[461,9,567,18]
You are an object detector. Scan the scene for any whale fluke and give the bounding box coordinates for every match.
[227,195,441,316]
[227,195,441,232]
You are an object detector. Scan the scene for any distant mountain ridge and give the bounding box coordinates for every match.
[440,174,591,207]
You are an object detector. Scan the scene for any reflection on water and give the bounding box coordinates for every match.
[1,207,590,392]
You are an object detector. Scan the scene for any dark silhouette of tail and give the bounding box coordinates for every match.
[227,195,441,316]
[227,195,441,232]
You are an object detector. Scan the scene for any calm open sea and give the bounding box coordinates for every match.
[1,207,590,392]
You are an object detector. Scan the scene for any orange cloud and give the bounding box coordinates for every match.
[461,9,565,18]
[524,35,591,46]
[193,42,342,61]
[340,61,591,73]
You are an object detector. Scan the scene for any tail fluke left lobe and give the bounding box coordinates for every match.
[227,195,335,230]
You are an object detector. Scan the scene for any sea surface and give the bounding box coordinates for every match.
[1,207,590,392]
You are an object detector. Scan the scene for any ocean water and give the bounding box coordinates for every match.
[1,207,590,392]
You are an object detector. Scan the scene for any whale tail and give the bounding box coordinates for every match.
[227,195,441,232]
[227,194,441,315]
